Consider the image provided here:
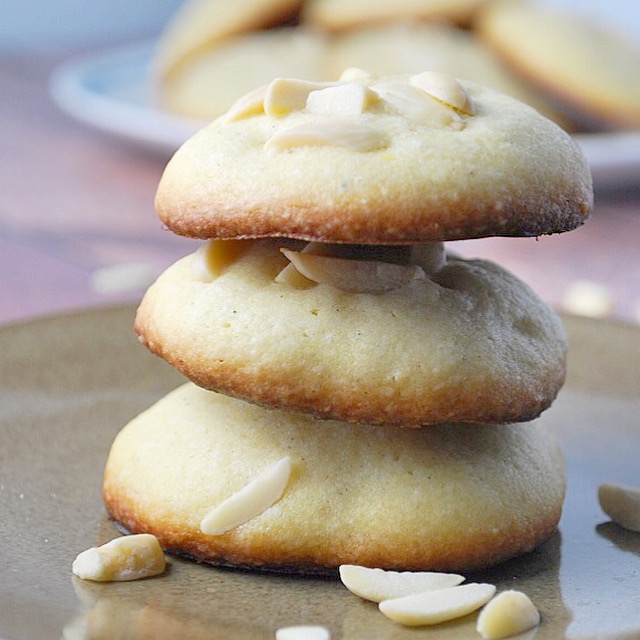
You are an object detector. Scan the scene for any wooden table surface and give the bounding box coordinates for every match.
[2,42,640,328]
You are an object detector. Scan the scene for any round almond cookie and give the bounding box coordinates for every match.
[476,0,640,130]
[103,383,566,574]
[155,70,592,244]
[135,239,567,427]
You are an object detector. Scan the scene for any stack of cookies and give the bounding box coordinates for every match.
[103,69,592,573]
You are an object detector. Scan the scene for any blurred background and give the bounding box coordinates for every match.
[0,0,183,50]
[1,0,640,325]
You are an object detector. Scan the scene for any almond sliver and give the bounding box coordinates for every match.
[280,248,425,293]
[379,583,496,626]
[339,564,464,603]
[200,457,292,536]
[265,121,388,152]
[598,483,640,532]
[476,590,540,639]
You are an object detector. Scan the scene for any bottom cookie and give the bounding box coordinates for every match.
[103,383,565,574]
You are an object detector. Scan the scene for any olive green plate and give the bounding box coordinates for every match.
[1,306,639,640]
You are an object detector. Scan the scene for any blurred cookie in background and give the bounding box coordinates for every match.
[151,0,640,132]
[154,0,305,79]
[325,21,576,129]
[302,0,489,31]
[157,26,328,121]
[476,0,640,130]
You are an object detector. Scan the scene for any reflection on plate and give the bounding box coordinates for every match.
[1,305,639,640]
[49,42,640,189]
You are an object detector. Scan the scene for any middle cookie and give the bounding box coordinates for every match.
[135,239,566,427]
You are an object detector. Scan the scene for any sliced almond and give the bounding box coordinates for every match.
[306,83,378,116]
[411,71,475,116]
[265,121,388,153]
[477,590,540,640]
[598,483,640,532]
[264,78,336,117]
[223,84,268,123]
[339,67,375,82]
[274,262,316,289]
[374,83,463,128]
[200,457,292,536]
[275,626,331,640]
[379,583,496,626]
[72,534,166,582]
[339,565,465,603]
[191,239,249,282]
[280,248,425,293]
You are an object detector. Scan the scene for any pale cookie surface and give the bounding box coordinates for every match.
[155,71,592,244]
[135,239,567,427]
[103,383,566,573]
[477,0,640,130]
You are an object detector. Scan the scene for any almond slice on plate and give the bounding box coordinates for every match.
[72,534,166,582]
[598,483,640,532]
[379,583,496,626]
[476,590,540,640]
[275,626,331,640]
[339,564,465,603]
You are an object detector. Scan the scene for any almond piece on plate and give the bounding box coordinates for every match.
[379,583,496,626]
[598,483,640,532]
[275,625,331,640]
[339,564,464,603]
[476,590,540,639]
[72,534,166,582]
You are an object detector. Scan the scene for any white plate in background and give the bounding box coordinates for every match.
[50,41,640,188]
[50,41,201,156]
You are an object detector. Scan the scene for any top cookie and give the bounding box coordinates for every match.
[156,70,592,244]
